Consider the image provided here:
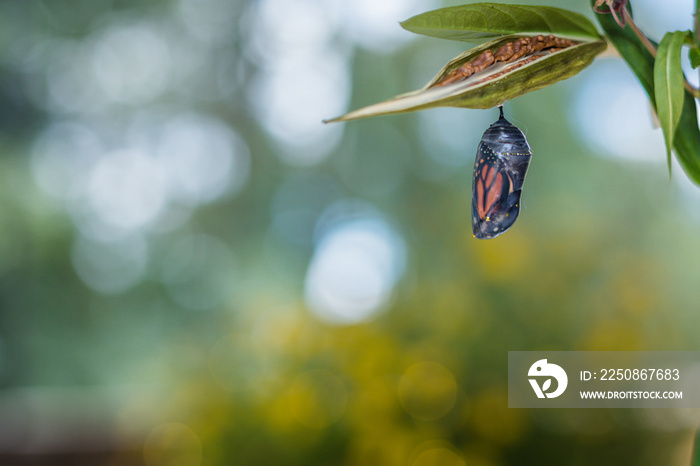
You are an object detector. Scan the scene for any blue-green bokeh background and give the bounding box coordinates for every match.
[1,0,699,464]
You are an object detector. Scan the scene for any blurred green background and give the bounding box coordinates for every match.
[1,0,700,465]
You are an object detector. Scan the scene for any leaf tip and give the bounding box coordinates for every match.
[399,19,416,34]
[322,115,344,124]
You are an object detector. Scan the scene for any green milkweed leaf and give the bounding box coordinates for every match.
[689,47,700,69]
[400,3,603,44]
[654,31,687,176]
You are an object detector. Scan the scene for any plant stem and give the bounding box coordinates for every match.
[695,0,699,85]
[622,7,700,98]
[622,8,656,57]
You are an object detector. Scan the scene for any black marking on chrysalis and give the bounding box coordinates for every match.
[472,106,532,239]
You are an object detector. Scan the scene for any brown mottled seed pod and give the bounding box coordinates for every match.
[494,43,514,62]
[470,50,495,72]
[509,38,531,61]
[325,35,606,122]
[476,54,542,84]
[434,35,580,87]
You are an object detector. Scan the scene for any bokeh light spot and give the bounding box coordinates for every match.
[304,209,406,325]
[156,113,250,204]
[251,0,336,56]
[333,0,438,52]
[412,447,466,466]
[247,0,349,165]
[250,52,347,165]
[72,234,148,294]
[471,388,525,445]
[398,361,457,421]
[410,440,467,466]
[92,22,171,105]
[87,149,168,231]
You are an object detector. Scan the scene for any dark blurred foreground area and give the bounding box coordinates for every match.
[1,0,700,465]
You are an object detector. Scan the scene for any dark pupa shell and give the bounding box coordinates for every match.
[472,107,532,239]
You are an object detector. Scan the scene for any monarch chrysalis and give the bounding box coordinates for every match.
[472,106,532,239]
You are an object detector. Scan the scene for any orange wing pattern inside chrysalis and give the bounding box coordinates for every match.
[484,171,503,215]
[475,163,510,221]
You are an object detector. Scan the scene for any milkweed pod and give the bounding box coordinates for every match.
[472,107,532,239]
[325,35,605,123]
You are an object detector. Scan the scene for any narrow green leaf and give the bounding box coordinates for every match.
[672,82,700,184]
[325,38,605,122]
[690,47,700,68]
[401,3,602,44]
[593,1,700,186]
[654,31,686,176]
